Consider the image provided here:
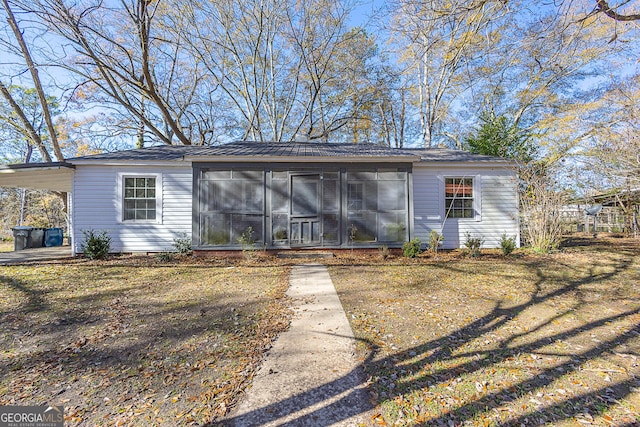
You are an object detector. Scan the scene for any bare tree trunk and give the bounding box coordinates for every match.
[18,145,33,226]
[2,0,64,161]
[0,80,52,162]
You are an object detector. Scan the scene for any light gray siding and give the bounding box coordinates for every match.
[412,165,519,249]
[71,164,192,253]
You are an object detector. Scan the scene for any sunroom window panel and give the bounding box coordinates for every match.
[244,181,263,212]
[231,214,263,244]
[378,181,406,211]
[199,170,264,246]
[365,181,378,211]
[271,179,288,212]
[323,213,339,243]
[347,212,377,242]
[322,179,339,212]
[378,212,407,242]
[272,213,289,242]
[201,213,230,245]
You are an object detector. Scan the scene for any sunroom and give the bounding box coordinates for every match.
[193,163,412,250]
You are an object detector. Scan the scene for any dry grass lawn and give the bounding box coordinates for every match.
[0,239,13,252]
[0,256,291,425]
[330,237,640,426]
[1,237,638,426]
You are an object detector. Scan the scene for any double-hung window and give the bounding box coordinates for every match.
[445,177,474,219]
[123,177,157,221]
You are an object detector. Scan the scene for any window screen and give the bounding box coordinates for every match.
[346,169,408,243]
[200,170,264,246]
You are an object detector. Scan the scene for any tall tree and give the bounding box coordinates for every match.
[2,0,64,160]
[389,0,508,147]
[594,0,640,21]
[18,0,206,145]
[0,84,62,162]
[465,111,537,163]
[0,83,52,162]
[183,0,381,142]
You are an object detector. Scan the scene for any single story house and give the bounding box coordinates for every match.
[0,141,520,254]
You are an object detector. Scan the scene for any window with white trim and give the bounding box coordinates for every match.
[123,177,157,221]
[445,177,474,219]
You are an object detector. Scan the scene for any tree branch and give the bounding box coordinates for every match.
[595,0,640,21]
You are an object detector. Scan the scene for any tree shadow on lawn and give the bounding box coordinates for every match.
[0,265,292,425]
[222,245,639,426]
[0,274,50,313]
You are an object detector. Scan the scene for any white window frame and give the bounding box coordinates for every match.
[443,175,481,222]
[117,172,163,224]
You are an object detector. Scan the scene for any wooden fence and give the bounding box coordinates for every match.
[560,205,640,236]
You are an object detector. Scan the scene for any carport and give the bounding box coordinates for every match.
[0,161,75,255]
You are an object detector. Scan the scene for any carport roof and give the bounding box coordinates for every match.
[0,162,74,192]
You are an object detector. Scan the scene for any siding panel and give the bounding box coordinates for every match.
[72,165,192,253]
[412,165,519,249]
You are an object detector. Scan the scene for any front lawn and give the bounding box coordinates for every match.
[330,238,640,426]
[1,238,638,427]
[0,257,291,425]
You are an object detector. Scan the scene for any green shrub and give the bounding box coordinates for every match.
[156,251,175,262]
[173,232,192,254]
[429,230,444,253]
[402,238,422,258]
[499,233,517,256]
[464,232,484,257]
[80,229,112,260]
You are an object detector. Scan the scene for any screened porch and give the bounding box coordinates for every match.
[193,163,411,249]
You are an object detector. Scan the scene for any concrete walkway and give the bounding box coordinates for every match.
[224,264,374,427]
[0,246,73,265]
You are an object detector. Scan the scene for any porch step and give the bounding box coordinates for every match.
[276,251,335,259]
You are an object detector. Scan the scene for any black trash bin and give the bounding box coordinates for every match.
[12,226,33,251]
[29,228,45,248]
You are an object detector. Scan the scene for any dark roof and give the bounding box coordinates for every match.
[68,141,511,163]
[182,141,416,158]
[404,147,511,163]
[69,145,194,161]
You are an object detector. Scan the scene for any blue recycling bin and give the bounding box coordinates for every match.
[45,228,64,247]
